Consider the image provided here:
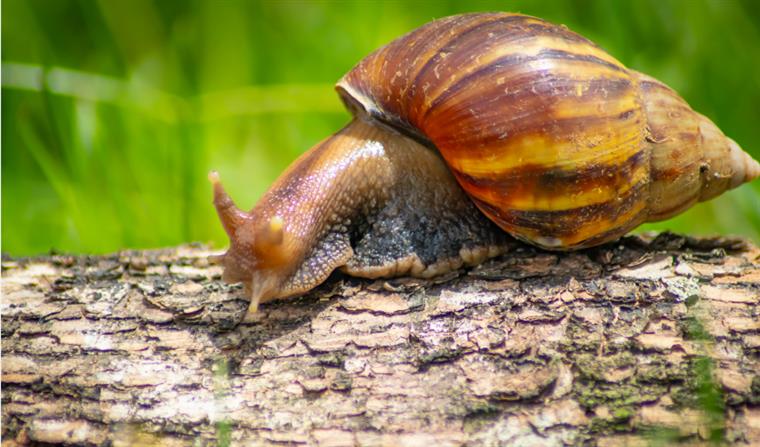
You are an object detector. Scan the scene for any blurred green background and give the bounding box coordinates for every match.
[3,0,760,256]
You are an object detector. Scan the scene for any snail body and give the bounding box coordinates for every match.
[212,13,760,316]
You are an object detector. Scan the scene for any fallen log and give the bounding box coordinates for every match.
[2,233,759,446]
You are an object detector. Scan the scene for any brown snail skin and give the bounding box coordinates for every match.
[211,12,760,318]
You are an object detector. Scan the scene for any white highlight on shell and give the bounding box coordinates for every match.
[534,236,564,249]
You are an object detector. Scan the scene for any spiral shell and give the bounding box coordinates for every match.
[337,12,759,249]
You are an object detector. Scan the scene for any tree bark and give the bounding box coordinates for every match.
[2,233,759,446]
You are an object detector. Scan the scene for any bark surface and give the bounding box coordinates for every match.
[2,233,759,446]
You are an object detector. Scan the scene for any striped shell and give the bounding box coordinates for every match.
[337,12,759,249]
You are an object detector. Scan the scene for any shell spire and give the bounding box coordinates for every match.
[728,139,760,186]
[636,72,759,221]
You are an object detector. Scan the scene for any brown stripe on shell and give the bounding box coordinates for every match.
[404,15,583,118]
[471,178,648,248]
[446,111,643,179]
[421,67,643,178]
[425,73,636,148]
[423,48,629,121]
[649,131,701,182]
[565,215,645,248]
[405,17,624,127]
[380,14,501,118]
[638,76,689,102]
[337,14,501,142]
[451,149,647,211]
[340,14,498,115]
[419,50,635,130]
[404,14,532,98]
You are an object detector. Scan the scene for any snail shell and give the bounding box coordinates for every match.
[337,12,758,249]
[212,13,760,316]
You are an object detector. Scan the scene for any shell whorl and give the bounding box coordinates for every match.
[337,12,758,249]
[636,72,760,221]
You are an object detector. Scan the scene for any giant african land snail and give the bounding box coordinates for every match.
[210,13,760,317]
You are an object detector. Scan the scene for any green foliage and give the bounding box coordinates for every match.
[3,0,760,255]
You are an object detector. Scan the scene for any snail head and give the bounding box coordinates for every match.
[209,171,291,317]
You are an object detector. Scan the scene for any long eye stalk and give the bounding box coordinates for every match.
[209,171,249,237]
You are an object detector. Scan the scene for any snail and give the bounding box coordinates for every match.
[210,12,760,317]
